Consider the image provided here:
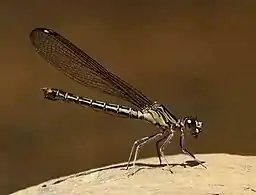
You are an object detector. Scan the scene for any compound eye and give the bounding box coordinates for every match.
[184,117,203,138]
[186,119,195,127]
[185,118,197,132]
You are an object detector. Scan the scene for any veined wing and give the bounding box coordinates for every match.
[30,28,153,109]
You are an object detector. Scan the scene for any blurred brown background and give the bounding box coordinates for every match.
[1,1,256,194]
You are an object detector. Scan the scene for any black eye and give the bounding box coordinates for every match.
[186,119,195,127]
[185,118,197,132]
[184,117,202,138]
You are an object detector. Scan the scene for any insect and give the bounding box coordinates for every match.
[30,28,206,172]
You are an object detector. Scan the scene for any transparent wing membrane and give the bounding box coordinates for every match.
[30,28,152,109]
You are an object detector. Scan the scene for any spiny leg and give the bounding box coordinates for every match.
[180,131,207,169]
[159,131,175,168]
[132,132,163,168]
[155,133,169,165]
[125,136,150,170]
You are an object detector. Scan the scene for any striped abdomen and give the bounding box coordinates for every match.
[41,87,143,119]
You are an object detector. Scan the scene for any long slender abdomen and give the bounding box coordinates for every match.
[41,87,142,119]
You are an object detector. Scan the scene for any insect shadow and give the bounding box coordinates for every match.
[41,159,205,188]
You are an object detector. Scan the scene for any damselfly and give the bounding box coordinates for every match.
[30,28,206,172]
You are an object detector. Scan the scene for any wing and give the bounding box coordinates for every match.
[29,28,153,109]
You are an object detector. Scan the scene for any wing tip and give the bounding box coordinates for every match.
[29,27,59,48]
[30,27,57,39]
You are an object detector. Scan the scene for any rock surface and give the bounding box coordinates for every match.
[11,154,256,195]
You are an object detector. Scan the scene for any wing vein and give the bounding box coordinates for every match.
[30,28,153,109]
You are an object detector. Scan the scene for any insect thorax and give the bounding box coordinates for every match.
[141,102,178,130]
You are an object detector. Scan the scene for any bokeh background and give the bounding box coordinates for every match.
[1,1,256,194]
